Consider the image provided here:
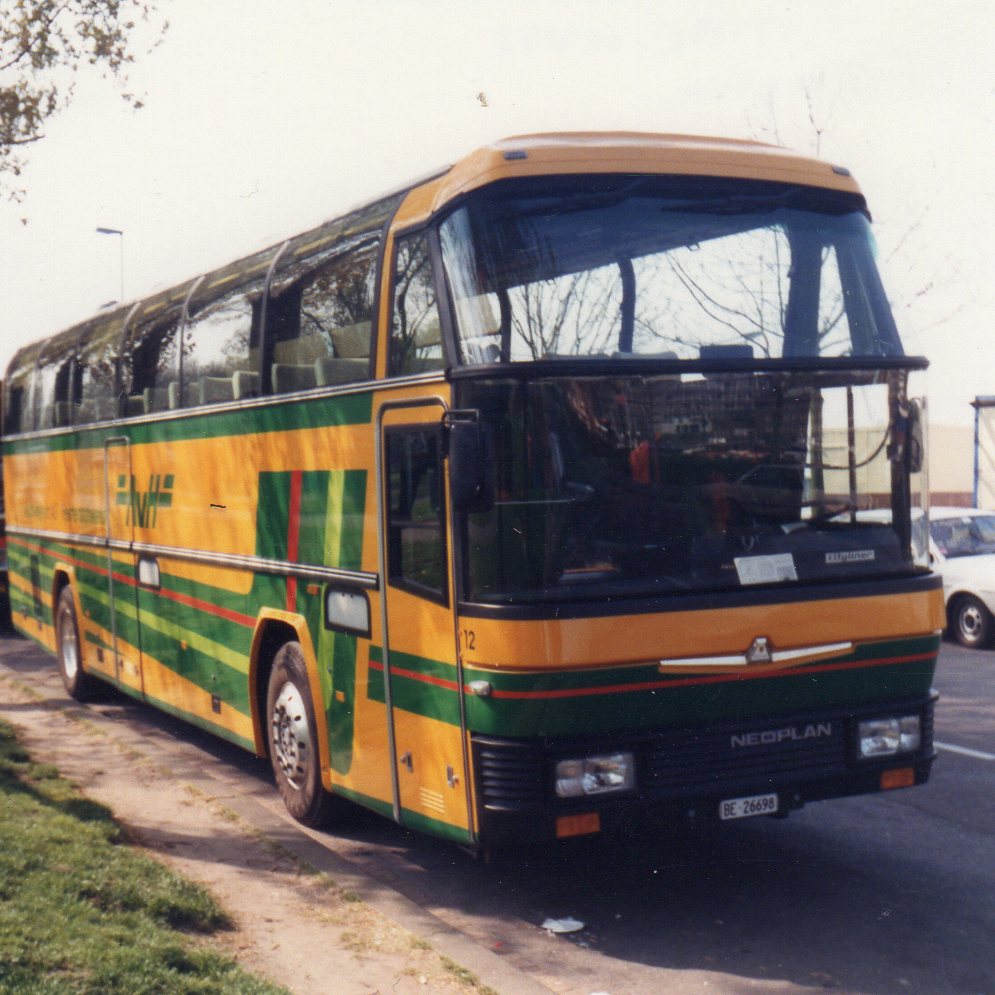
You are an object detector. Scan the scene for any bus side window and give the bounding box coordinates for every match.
[389,234,444,377]
[77,320,124,424]
[125,313,182,416]
[3,382,28,434]
[36,338,78,430]
[385,426,448,603]
[3,341,42,433]
[269,238,379,394]
[49,360,75,428]
[181,286,262,407]
[35,356,57,430]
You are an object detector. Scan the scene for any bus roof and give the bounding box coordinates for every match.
[394,131,864,227]
[7,132,865,380]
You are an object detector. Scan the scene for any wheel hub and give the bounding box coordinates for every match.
[961,604,984,639]
[271,681,310,788]
[59,608,79,681]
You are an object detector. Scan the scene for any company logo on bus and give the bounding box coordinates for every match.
[731,722,834,749]
[746,636,773,664]
[117,474,174,528]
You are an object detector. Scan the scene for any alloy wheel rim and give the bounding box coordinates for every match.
[271,681,310,789]
[961,604,984,641]
[60,608,79,681]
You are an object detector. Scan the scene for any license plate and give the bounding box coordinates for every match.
[719,792,779,820]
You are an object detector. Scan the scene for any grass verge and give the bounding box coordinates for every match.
[0,717,287,995]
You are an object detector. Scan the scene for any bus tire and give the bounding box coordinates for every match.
[266,641,337,827]
[952,594,993,649]
[56,586,98,701]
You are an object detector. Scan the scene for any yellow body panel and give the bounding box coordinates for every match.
[326,644,394,804]
[461,588,945,672]
[393,710,470,830]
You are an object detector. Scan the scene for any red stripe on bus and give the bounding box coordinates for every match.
[486,651,938,700]
[388,662,461,692]
[12,537,256,628]
[155,586,256,628]
[368,659,465,693]
[370,649,936,699]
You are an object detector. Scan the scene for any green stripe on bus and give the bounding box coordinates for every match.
[327,632,359,775]
[141,689,255,752]
[399,808,473,844]
[329,784,472,844]
[8,534,254,715]
[337,470,367,571]
[364,635,938,738]
[322,470,368,775]
[462,638,940,737]
[135,612,253,714]
[367,645,461,727]
[1,390,375,456]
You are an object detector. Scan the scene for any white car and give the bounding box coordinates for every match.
[929,507,995,648]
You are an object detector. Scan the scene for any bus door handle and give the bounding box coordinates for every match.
[399,751,413,773]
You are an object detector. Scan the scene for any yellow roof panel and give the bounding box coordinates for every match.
[395,131,862,228]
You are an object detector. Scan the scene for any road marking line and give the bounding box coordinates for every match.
[935,740,995,762]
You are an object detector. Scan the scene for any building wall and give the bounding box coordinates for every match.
[930,424,975,508]
[820,423,973,509]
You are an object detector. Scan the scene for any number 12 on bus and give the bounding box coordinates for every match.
[2,133,942,849]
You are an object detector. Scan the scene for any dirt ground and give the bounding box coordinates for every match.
[0,639,550,995]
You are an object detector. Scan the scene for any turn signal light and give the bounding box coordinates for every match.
[880,767,915,790]
[556,812,601,838]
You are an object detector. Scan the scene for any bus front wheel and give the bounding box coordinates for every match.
[266,642,337,827]
[56,586,98,701]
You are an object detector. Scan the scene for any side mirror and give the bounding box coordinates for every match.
[906,399,924,474]
[448,418,495,513]
[890,397,925,473]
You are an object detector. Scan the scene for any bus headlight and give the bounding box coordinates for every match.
[555,752,635,798]
[858,716,921,759]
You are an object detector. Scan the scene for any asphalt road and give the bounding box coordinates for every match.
[1,632,992,995]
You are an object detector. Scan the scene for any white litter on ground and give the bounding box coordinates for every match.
[541,916,585,933]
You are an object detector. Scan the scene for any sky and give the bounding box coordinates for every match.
[1,0,992,425]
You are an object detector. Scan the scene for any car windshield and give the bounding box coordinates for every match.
[930,516,995,558]
[440,175,902,363]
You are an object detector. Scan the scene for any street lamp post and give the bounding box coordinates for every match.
[96,226,125,303]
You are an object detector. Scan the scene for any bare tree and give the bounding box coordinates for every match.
[747,84,960,335]
[0,0,167,202]
[509,268,621,359]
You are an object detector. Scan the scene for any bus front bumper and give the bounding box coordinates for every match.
[471,692,937,847]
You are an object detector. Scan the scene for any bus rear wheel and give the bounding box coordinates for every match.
[56,586,98,701]
[266,642,338,827]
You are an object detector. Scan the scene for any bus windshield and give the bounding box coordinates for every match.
[440,176,901,363]
[456,369,927,604]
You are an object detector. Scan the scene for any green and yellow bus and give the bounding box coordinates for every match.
[0,457,7,628]
[2,133,942,847]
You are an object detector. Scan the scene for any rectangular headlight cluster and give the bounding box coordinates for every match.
[858,716,921,759]
[555,752,635,798]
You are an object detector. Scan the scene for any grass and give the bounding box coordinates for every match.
[0,717,288,995]
[440,956,499,995]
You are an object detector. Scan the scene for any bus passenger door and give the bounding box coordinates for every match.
[377,404,473,842]
[102,436,143,693]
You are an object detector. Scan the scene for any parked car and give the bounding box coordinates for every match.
[928,507,995,648]
[833,505,995,649]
